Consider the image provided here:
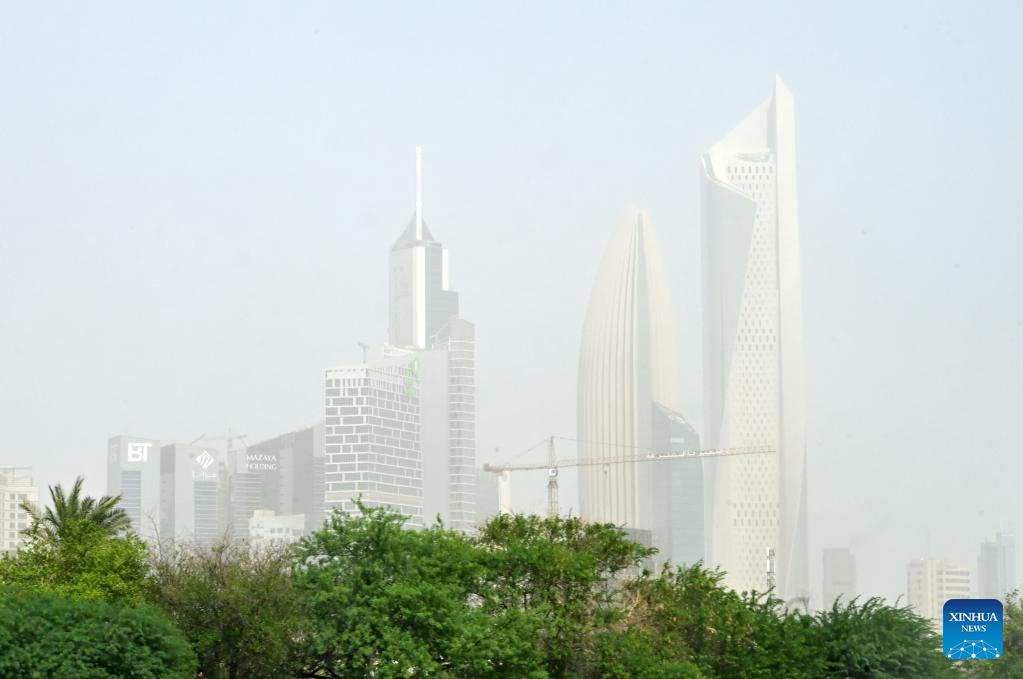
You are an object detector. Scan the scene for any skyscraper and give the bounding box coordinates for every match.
[106,435,162,540]
[160,443,224,546]
[577,207,701,561]
[238,424,326,536]
[978,533,1017,600]
[701,77,808,599]
[384,148,476,531]
[324,356,422,526]
[389,147,459,351]
[650,405,703,567]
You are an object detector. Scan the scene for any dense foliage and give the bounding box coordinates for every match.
[0,587,195,678]
[148,541,307,679]
[292,503,546,678]
[0,520,149,601]
[0,476,147,601]
[0,480,997,677]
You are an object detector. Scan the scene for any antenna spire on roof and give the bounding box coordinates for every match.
[415,146,423,241]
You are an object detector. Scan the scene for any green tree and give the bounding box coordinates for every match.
[21,476,130,543]
[0,586,195,678]
[0,474,149,601]
[0,520,149,602]
[293,504,548,678]
[477,513,655,677]
[0,475,147,602]
[147,540,307,679]
[813,597,957,678]
[617,564,824,679]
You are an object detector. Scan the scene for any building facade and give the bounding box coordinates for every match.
[248,510,306,550]
[822,547,857,607]
[650,405,703,568]
[106,435,162,540]
[907,559,972,621]
[160,443,224,546]
[978,533,1017,600]
[324,357,422,526]
[0,468,37,553]
[237,424,326,537]
[701,77,808,598]
[577,207,702,565]
[388,147,459,351]
[383,148,476,531]
[405,318,477,531]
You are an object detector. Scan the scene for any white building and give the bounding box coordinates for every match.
[701,77,808,599]
[0,468,37,553]
[324,357,422,526]
[577,207,703,566]
[248,510,305,550]
[978,533,1016,600]
[384,147,476,532]
[388,147,460,352]
[907,559,971,621]
[106,435,162,540]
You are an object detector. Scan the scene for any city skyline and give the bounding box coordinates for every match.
[3,2,1022,604]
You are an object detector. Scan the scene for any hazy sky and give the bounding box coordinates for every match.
[2,2,1021,602]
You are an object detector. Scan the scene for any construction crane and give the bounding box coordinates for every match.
[483,436,773,517]
[190,430,248,463]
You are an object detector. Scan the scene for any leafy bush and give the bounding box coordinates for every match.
[0,587,195,678]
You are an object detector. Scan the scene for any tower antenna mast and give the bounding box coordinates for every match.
[415,146,423,241]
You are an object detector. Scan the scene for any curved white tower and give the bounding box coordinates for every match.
[577,207,680,531]
[701,77,808,599]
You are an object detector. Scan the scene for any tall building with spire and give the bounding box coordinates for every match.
[701,77,808,599]
[389,147,459,350]
[577,207,704,565]
[383,148,476,532]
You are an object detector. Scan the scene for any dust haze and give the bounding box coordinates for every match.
[1,3,1021,604]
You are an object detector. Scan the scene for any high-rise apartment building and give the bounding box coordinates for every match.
[577,207,702,564]
[106,435,162,540]
[978,533,1017,600]
[324,356,422,526]
[0,468,37,553]
[701,77,808,598]
[384,148,476,531]
[822,547,857,607]
[907,559,971,621]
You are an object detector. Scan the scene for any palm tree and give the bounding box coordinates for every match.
[20,476,131,542]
